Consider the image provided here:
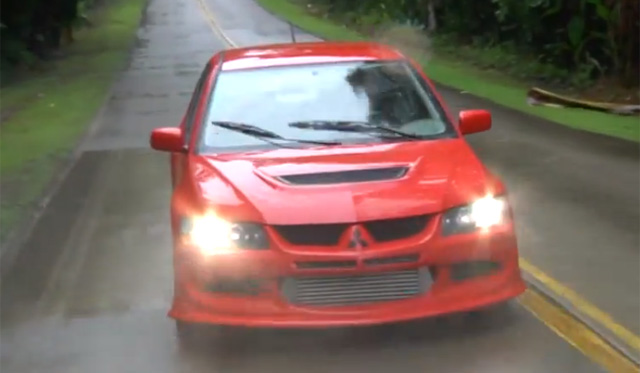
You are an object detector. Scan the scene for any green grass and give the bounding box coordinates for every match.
[256,0,639,142]
[0,0,148,242]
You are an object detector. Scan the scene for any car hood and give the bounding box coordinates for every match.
[188,140,502,225]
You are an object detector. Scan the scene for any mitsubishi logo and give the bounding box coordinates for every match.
[348,226,369,249]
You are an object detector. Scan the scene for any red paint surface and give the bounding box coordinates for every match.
[152,41,526,328]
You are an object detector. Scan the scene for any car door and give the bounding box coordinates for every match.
[170,61,214,189]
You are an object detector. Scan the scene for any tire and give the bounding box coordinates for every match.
[175,321,248,352]
[175,320,201,350]
[471,299,513,316]
[440,300,513,329]
[463,299,515,326]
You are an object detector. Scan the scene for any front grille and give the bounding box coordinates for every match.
[296,260,357,269]
[277,167,409,185]
[273,223,347,246]
[205,279,265,295]
[450,261,501,281]
[363,215,429,242]
[272,215,429,246]
[281,268,432,306]
[364,253,419,266]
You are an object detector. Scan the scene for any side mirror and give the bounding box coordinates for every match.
[150,127,185,152]
[458,110,491,135]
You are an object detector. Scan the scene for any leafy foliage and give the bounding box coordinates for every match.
[309,0,639,86]
[0,0,91,70]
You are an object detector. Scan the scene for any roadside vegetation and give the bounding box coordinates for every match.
[0,0,147,243]
[257,0,640,141]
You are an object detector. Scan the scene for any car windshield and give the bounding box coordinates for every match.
[197,60,456,153]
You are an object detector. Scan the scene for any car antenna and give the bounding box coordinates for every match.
[288,21,297,43]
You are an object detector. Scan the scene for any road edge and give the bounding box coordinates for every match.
[522,271,640,366]
[250,0,640,365]
[0,0,152,278]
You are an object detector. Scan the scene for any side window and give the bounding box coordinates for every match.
[183,62,213,145]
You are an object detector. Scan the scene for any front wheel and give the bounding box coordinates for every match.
[175,320,249,351]
[470,299,513,316]
[463,299,516,325]
[175,320,202,350]
[444,300,515,329]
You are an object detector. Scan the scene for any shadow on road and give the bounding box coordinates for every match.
[179,305,518,359]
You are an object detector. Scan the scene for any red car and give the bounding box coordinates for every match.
[149,41,526,341]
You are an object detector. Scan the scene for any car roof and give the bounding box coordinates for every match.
[217,41,406,71]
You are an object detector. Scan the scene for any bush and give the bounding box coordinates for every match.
[0,0,90,69]
[310,0,639,86]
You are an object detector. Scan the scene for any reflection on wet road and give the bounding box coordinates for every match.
[1,149,602,373]
[0,0,621,371]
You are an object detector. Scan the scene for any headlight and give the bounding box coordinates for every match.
[180,213,268,255]
[441,195,508,236]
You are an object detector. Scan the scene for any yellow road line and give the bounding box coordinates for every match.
[521,259,640,351]
[195,0,238,48]
[520,290,638,373]
[193,0,640,369]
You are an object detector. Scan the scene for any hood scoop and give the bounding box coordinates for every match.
[276,166,409,186]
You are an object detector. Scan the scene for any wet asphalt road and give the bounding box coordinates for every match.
[0,0,635,371]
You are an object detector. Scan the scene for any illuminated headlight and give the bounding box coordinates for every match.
[180,213,268,255]
[441,195,508,236]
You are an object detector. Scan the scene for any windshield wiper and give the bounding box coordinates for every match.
[210,121,340,146]
[288,120,424,140]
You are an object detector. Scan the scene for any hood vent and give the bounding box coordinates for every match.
[277,166,409,185]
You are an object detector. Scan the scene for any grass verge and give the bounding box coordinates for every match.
[255,0,639,142]
[0,0,147,243]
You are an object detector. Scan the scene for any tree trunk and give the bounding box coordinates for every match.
[427,0,437,32]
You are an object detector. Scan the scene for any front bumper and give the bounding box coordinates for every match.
[169,223,526,328]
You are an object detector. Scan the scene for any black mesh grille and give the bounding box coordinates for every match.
[450,261,501,281]
[364,254,419,266]
[272,223,347,246]
[296,260,357,269]
[277,166,408,185]
[363,215,429,242]
[272,215,429,246]
[204,279,265,295]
